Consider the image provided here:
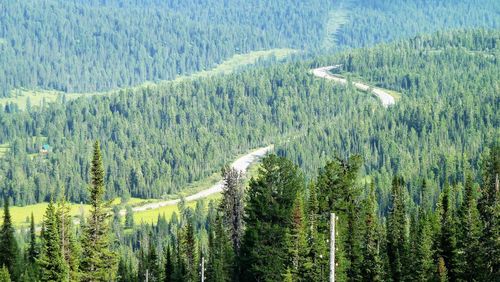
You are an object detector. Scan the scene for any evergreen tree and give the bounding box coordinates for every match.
[206,215,233,282]
[414,209,435,281]
[239,154,303,281]
[181,219,197,281]
[361,183,382,282]
[79,141,118,281]
[125,206,135,229]
[386,176,408,281]
[478,144,499,279]
[286,194,309,280]
[220,166,245,254]
[437,184,459,281]
[457,173,482,281]
[164,245,174,282]
[28,213,38,263]
[38,200,67,282]
[57,192,80,281]
[147,234,163,282]
[0,198,18,280]
[315,156,363,281]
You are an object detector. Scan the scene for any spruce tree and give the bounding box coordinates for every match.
[437,185,459,281]
[38,200,67,282]
[239,154,303,282]
[28,213,38,263]
[220,166,245,254]
[164,245,174,282]
[386,176,409,281]
[79,141,118,281]
[457,173,482,280]
[206,215,233,282]
[478,144,499,279]
[57,192,80,281]
[0,198,18,280]
[361,183,382,282]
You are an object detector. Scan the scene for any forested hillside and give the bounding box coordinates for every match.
[0,30,497,208]
[0,0,334,96]
[1,0,498,97]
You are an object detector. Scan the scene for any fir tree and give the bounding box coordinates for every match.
[206,215,233,282]
[79,141,118,281]
[220,166,245,254]
[164,245,174,282]
[457,173,482,281]
[38,200,67,282]
[0,198,18,280]
[386,176,408,281]
[437,184,459,281]
[57,192,80,281]
[478,144,499,279]
[239,154,303,282]
[28,213,38,263]
[361,183,382,282]
[125,206,134,229]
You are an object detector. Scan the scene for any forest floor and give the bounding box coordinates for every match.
[312,65,397,107]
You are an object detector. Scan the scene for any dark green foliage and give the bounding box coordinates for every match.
[386,176,409,281]
[37,200,66,282]
[206,215,234,282]
[28,213,38,263]
[125,206,134,229]
[239,154,303,281]
[437,185,459,281]
[361,183,383,282]
[79,141,118,281]
[0,199,17,280]
[457,173,483,281]
[478,144,500,279]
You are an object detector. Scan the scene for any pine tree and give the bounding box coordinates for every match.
[315,156,363,281]
[148,234,163,282]
[457,173,482,280]
[478,144,499,279]
[125,205,134,229]
[38,200,67,282]
[206,215,233,282]
[79,141,118,281]
[287,194,309,280]
[164,245,174,282]
[386,176,408,282]
[437,184,459,281]
[239,154,303,282]
[0,198,18,280]
[220,166,245,254]
[414,209,434,281]
[361,182,382,282]
[28,213,38,263]
[57,192,80,281]
[181,219,197,282]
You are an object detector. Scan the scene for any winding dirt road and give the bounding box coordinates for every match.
[312,65,395,107]
[122,145,274,215]
[125,65,395,215]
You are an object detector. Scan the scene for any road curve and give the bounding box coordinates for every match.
[312,66,395,107]
[122,145,274,215]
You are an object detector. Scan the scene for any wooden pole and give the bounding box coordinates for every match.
[201,256,205,282]
[330,213,336,282]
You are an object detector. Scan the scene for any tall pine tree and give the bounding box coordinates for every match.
[79,141,118,281]
[0,198,18,280]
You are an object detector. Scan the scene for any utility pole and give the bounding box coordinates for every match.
[330,213,336,282]
[201,256,205,282]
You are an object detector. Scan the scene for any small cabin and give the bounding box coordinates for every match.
[40,144,51,154]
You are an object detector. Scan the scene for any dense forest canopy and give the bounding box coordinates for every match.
[0,30,498,210]
[0,0,498,96]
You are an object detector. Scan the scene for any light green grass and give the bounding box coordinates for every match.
[1,48,296,110]
[2,197,148,227]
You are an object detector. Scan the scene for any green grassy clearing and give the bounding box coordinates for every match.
[2,197,148,227]
[322,8,349,50]
[1,48,296,111]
